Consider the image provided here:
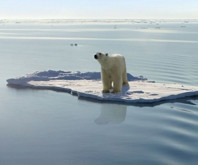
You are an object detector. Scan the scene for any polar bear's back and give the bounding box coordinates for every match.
[110,54,123,58]
[109,54,125,62]
[108,54,126,70]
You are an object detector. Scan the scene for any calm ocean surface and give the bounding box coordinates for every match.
[0,20,198,165]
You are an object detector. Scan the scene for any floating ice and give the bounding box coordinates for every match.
[7,70,198,105]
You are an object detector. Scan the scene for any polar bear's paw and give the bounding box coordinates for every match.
[102,89,110,93]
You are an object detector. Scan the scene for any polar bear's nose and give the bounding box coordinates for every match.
[94,55,98,59]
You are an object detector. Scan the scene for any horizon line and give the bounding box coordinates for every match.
[1,18,198,20]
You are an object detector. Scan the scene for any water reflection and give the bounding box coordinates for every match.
[95,104,127,125]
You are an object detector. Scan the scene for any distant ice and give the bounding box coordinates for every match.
[0,19,197,25]
[7,70,198,105]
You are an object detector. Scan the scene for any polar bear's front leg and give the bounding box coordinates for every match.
[101,69,112,93]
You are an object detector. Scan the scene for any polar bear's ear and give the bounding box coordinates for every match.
[105,53,108,56]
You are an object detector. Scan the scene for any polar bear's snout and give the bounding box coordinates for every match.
[94,54,98,59]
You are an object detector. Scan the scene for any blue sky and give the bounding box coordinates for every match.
[0,0,198,19]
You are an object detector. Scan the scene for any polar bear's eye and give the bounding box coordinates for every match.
[98,53,102,55]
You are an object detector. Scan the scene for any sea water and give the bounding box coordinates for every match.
[0,20,198,165]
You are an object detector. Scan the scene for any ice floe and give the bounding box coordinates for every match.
[7,70,198,105]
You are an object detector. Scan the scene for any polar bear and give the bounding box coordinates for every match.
[94,52,129,93]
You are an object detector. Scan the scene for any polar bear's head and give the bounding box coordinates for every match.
[94,52,108,63]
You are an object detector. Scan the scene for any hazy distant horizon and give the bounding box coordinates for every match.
[1,18,198,20]
[0,0,198,20]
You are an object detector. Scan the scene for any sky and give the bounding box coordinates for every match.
[0,0,198,19]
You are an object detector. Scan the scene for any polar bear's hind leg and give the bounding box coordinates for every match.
[112,77,122,93]
[123,72,129,86]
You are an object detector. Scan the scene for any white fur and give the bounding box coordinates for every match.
[94,52,129,93]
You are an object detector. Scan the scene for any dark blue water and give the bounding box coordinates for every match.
[0,20,198,165]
